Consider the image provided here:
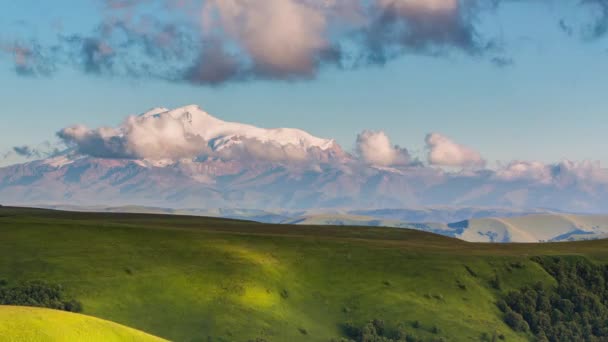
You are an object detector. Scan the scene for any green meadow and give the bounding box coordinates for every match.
[0,306,166,341]
[2,206,608,341]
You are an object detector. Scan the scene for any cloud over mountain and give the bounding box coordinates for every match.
[425,133,485,167]
[495,160,608,188]
[58,115,208,160]
[356,130,410,166]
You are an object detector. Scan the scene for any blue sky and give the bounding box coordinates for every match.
[2,0,608,166]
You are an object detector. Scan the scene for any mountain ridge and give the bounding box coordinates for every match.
[142,104,339,152]
[3,105,608,213]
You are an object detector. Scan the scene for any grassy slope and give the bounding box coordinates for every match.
[0,305,166,341]
[2,207,608,341]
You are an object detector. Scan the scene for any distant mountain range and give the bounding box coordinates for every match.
[290,212,608,243]
[2,105,608,213]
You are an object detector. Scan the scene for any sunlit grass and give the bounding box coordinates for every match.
[0,306,166,341]
[2,207,608,341]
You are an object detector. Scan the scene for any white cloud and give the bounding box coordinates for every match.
[58,113,215,160]
[495,160,608,187]
[356,130,410,166]
[425,133,485,168]
[202,0,331,77]
[494,161,552,184]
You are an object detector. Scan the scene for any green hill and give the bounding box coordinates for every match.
[0,305,166,341]
[2,207,608,341]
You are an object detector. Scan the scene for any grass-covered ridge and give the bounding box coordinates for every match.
[2,207,608,341]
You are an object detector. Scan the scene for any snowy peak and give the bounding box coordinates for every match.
[140,107,171,118]
[142,105,337,151]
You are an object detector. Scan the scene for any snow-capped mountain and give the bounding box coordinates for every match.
[140,105,338,152]
[55,105,348,163]
[3,104,608,212]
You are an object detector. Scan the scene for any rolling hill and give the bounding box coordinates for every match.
[292,213,608,243]
[3,206,608,341]
[0,306,166,341]
[456,214,608,243]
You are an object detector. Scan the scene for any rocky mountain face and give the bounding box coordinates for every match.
[3,153,608,212]
[0,156,418,209]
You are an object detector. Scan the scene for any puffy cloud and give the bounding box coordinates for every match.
[183,39,242,85]
[495,160,608,187]
[494,161,553,184]
[201,0,334,78]
[554,160,608,183]
[425,133,485,168]
[58,115,210,160]
[356,130,410,166]
[366,0,482,58]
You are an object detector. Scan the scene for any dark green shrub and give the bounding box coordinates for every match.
[404,334,418,342]
[280,289,289,299]
[371,319,384,335]
[504,310,528,332]
[464,265,478,277]
[63,299,83,313]
[342,321,361,340]
[341,319,437,342]
[489,274,501,290]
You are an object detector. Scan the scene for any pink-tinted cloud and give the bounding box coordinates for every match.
[425,133,485,168]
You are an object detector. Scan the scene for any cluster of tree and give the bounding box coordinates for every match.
[333,319,445,342]
[0,280,82,312]
[499,256,608,341]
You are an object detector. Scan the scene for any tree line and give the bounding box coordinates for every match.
[0,279,82,313]
[500,256,608,341]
